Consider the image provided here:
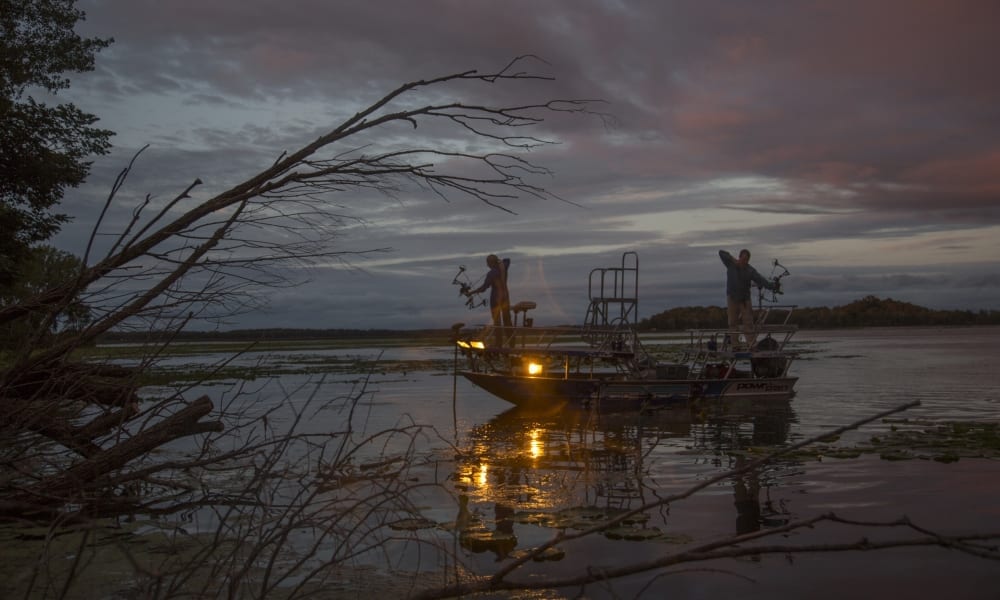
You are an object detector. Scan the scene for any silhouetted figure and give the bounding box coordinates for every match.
[466,254,512,347]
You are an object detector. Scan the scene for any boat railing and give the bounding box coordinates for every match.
[754,304,797,326]
[680,322,798,379]
[683,324,798,353]
[462,323,637,357]
[585,251,640,331]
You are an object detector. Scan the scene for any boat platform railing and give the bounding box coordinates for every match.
[463,322,639,356]
[754,303,797,326]
[682,318,799,380]
[584,251,639,335]
[580,251,650,364]
[456,320,644,377]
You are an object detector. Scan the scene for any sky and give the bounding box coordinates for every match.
[51,0,1000,330]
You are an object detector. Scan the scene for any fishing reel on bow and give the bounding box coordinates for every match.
[757,259,791,305]
[452,265,486,310]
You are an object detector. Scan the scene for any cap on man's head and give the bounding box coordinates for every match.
[739,249,751,260]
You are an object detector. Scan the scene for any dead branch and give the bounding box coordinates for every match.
[8,396,221,518]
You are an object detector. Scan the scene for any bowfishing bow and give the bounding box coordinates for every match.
[452,265,486,310]
[757,259,791,305]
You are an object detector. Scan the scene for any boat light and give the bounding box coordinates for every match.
[456,340,470,349]
[526,361,544,376]
[470,340,486,350]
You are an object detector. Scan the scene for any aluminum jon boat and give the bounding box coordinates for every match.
[453,251,798,411]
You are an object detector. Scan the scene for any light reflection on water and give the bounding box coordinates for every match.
[145,326,1000,596]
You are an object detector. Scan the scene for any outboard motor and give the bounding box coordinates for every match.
[751,335,786,378]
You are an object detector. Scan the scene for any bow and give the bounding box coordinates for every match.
[757,259,791,305]
[452,265,486,310]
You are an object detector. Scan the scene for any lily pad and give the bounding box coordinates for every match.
[388,517,438,531]
[459,528,517,554]
[509,546,566,561]
[604,525,662,541]
[767,420,1000,463]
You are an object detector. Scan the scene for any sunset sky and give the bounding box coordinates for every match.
[55,0,1000,330]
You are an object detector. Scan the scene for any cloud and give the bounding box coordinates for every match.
[51,0,1000,329]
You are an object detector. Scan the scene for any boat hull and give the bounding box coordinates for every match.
[461,371,797,410]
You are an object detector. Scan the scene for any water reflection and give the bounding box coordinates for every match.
[691,400,796,536]
[453,399,798,550]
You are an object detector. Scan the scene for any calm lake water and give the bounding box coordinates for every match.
[11,327,996,599]
[144,325,1000,599]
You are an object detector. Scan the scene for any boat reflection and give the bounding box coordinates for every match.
[453,399,797,553]
[690,400,796,535]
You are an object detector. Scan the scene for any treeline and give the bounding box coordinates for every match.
[638,295,1000,331]
[98,296,1000,343]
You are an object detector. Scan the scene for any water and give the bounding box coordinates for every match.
[425,327,1000,598]
[187,326,1000,598]
[9,327,999,598]
[793,326,999,423]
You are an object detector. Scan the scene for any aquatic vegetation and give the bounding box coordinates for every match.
[388,517,439,531]
[864,420,1000,461]
[508,547,565,561]
[753,419,1000,463]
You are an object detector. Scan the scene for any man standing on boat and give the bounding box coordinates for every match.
[466,254,512,347]
[719,249,778,348]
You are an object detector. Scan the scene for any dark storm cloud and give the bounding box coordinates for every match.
[54,0,1000,328]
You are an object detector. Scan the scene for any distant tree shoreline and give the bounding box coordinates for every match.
[97,296,1000,343]
[638,295,1000,332]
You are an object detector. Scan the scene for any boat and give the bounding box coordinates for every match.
[453,251,798,411]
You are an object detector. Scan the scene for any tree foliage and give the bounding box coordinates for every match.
[639,295,1000,331]
[0,0,113,284]
[0,244,90,351]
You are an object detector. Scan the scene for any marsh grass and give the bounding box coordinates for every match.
[70,335,457,386]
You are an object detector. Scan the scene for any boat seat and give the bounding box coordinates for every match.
[512,301,536,327]
[512,301,536,313]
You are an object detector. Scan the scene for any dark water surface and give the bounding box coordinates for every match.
[344,326,1000,598]
[169,326,994,598]
[10,327,996,599]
